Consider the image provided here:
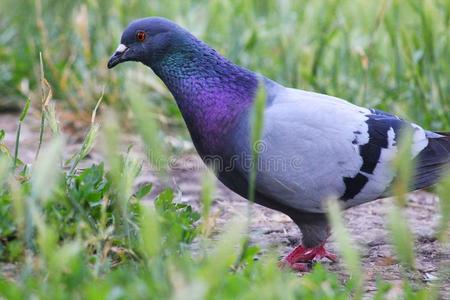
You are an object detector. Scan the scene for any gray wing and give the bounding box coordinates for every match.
[231,82,435,213]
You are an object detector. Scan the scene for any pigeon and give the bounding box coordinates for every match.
[108,17,450,271]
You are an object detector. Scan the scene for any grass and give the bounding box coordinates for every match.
[0,0,449,298]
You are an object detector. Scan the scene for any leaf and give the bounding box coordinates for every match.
[19,98,31,122]
[68,123,100,175]
[44,102,60,135]
[134,183,152,200]
[154,188,200,246]
[69,163,108,205]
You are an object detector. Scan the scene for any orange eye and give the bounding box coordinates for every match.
[136,31,146,42]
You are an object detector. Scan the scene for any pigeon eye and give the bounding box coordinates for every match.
[136,31,146,42]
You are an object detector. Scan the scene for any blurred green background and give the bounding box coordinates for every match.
[0,0,448,129]
[0,1,449,298]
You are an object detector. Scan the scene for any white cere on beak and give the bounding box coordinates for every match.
[115,44,128,54]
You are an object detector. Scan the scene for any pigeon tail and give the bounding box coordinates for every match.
[412,131,450,190]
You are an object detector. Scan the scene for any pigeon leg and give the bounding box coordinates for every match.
[280,243,337,271]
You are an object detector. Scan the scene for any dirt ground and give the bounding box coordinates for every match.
[1,112,449,297]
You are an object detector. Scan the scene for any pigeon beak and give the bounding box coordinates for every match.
[107,44,129,69]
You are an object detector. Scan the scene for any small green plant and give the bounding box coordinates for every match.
[154,188,201,250]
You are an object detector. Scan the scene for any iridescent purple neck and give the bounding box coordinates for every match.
[149,37,258,155]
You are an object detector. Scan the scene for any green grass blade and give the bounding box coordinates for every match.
[326,199,364,298]
[387,128,416,270]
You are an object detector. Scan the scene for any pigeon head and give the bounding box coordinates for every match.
[108,17,259,154]
[107,17,189,69]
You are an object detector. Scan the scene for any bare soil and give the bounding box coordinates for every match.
[1,111,449,297]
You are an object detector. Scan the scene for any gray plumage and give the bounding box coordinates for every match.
[217,79,449,247]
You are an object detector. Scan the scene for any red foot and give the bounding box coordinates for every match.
[279,244,337,272]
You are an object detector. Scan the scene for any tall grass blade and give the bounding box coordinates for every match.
[139,205,161,261]
[127,78,167,174]
[201,217,246,287]
[31,136,63,202]
[248,80,266,204]
[200,170,215,238]
[0,153,12,187]
[326,199,363,298]
[14,98,30,169]
[436,174,450,244]
[35,52,47,160]
[387,128,416,270]
[68,93,103,176]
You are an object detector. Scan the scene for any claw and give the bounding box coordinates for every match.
[280,243,337,272]
[279,260,312,272]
